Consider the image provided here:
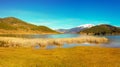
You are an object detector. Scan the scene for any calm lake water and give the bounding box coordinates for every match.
[0,34,80,38]
[0,34,120,48]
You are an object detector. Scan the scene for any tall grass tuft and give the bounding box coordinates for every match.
[0,36,109,48]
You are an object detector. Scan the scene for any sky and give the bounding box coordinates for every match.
[0,0,120,29]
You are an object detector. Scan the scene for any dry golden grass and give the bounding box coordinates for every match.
[0,36,108,48]
[0,46,119,67]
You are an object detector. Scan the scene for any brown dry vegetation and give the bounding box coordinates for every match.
[0,46,119,67]
[0,36,108,48]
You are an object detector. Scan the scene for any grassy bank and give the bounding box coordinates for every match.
[0,46,119,67]
[0,36,108,48]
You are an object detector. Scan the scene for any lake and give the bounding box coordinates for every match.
[0,34,120,49]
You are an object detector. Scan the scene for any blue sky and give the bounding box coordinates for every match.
[0,0,120,29]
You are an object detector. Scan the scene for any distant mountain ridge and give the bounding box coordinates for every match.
[79,24,120,35]
[77,24,94,28]
[0,17,58,34]
[57,24,94,33]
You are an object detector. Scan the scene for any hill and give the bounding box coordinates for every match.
[57,24,94,33]
[0,17,58,34]
[79,24,120,35]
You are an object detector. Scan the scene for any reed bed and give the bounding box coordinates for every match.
[0,36,109,48]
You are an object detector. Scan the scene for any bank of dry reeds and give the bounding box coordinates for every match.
[0,36,109,48]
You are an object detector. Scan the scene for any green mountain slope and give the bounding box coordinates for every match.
[0,17,58,34]
[79,24,120,35]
